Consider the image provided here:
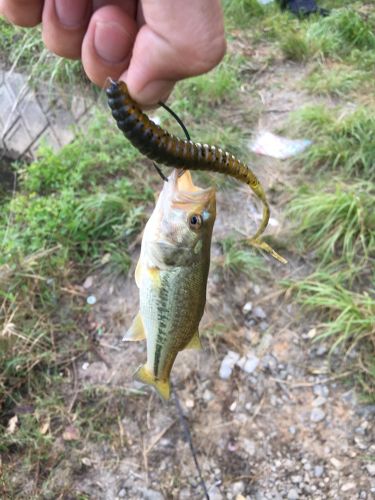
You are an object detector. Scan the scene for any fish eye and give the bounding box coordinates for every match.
[188,214,202,230]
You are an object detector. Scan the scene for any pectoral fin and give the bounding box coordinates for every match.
[134,364,171,400]
[184,331,202,350]
[122,312,146,341]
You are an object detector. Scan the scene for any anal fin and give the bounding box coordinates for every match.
[184,331,202,350]
[122,312,146,342]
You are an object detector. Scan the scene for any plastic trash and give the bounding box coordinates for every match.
[250,131,312,160]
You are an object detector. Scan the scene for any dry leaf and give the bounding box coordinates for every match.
[6,415,18,435]
[40,420,50,435]
[62,425,80,441]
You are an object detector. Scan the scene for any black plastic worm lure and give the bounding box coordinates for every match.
[106,79,286,263]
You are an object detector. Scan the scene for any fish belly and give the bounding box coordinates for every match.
[140,264,206,383]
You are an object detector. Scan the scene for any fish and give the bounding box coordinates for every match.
[106,79,287,264]
[123,169,216,400]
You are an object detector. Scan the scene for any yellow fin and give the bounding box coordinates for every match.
[134,364,171,400]
[184,331,202,350]
[122,312,146,341]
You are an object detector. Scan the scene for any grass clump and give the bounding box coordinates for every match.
[173,54,242,117]
[223,0,265,28]
[287,181,374,264]
[303,64,366,97]
[279,30,310,62]
[290,105,375,180]
[306,8,375,58]
[0,19,85,89]
[220,237,268,277]
[287,271,375,400]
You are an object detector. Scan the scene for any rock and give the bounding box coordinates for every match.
[312,396,326,407]
[236,353,260,374]
[207,486,223,500]
[313,384,329,397]
[219,351,240,379]
[259,321,269,332]
[310,408,325,423]
[341,482,356,492]
[242,438,256,456]
[287,488,299,499]
[242,302,253,315]
[291,475,302,484]
[203,389,214,402]
[253,306,267,319]
[314,465,324,478]
[354,436,368,450]
[315,345,327,356]
[365,463,375,476]
[355,404,375,417]
[118,489,126,498]
[253,284,261,295]
[329,458,343,470]
[86,295,97,305]
[230,481,245,496]
[289,426,297,435]
[142,488,164,500]
[83,275,93,289]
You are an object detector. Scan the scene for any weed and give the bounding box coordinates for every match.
[280,30,310,62]
[223,0,265,28]
[0,20,85,92]
[289,105,375,180]
[287,181,374,264]
[303,64,366,97]
[286,270,374,397]
[305,8,375,58]
[215,237,269,278]
[172,54,242,117]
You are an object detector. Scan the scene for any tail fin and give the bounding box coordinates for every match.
[134,364,171,400]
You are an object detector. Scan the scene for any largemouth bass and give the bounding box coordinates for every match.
[124,169,216,400]
[106,79,286,264]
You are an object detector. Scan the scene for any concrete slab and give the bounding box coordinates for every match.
[3,117,32,159]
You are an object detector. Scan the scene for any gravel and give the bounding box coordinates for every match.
[310,408,326,423]
[287,488,299,499]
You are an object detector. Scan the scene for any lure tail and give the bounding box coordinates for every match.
[134,364,171,400]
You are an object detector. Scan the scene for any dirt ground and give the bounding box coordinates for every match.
[40,57,375,500]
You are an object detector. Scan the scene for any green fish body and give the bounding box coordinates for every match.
[123,170,216,399]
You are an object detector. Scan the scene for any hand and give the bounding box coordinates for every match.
[0,0,226,106]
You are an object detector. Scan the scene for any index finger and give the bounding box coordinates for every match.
[0,0,43,27]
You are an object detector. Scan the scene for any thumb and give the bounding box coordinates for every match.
[123,5,225,106]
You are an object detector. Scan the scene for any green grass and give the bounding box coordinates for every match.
[0,19,86,91]
[286,271,375,401]
[216,237,269,278]
[303,64,366,97]
[289,105,375,180]
[287,181,374,264]
[0,112,155,478]
[172,53,243,118]
[306,8,375,58]
[223,0,265,28]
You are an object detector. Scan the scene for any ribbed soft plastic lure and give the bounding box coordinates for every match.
[106,79,286,263]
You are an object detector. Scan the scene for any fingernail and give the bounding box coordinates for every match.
[135,80,175,107]
[94,21,130,63]
[55,0,88,28]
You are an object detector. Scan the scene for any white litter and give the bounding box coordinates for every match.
[250,131,312,160]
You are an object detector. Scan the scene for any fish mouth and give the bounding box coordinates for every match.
[168,169,216,212]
